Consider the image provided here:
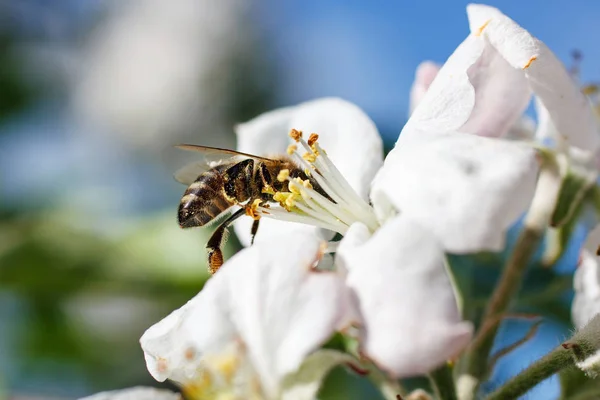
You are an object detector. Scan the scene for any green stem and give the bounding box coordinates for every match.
[428,364,457,400]
[485,346,573,400]
[462,227,542,384]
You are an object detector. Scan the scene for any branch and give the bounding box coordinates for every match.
[485,346,572,400]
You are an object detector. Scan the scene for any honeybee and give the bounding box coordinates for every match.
[174,144,328,274]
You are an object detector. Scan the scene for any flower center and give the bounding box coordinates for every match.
[183,343,263,400]
[253,129,380,234]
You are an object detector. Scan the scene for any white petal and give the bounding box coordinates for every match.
[409,61,440,115]
[572,250,600,329]
[372,133,538,253]
[141,231,349,397]
[79,387,181,400]
[217,231,349,396]
[467,4,600,152]
[337,217,473,377]
[234,216,331,247]
[506,114,536,141]
[406,33,530,140]
[140,281,234,384]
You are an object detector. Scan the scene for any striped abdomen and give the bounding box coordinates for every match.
[178,160,254,228]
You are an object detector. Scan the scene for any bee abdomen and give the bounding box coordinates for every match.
[178,171,233,228]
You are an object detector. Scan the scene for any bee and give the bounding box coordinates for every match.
[174,144,328,274]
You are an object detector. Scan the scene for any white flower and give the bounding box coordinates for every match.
[147,2,600,390]
[230,96,473,376]
[140,231,352,400]
[572,250,600,329]
[236,4,595,254]
[79,387,181,400]
[233,97,384,246]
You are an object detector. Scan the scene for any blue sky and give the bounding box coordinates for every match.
[258,0,600,142]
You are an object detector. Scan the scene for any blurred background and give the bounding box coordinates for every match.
[1,0,599,399]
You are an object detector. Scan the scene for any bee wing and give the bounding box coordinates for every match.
[175,144,276,162]
[173,161,212,185]
[173,144,276,185]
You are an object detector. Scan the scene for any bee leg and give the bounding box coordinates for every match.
[206,208,245,274]
[250,219,260,245]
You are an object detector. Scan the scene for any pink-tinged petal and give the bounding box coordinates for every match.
[409,61,440,115]
[79,387,181,400]
[405,33,530,140]
[372,132,538,253]
[337,217,473,377]
[467,3,599,152]
[234,98,383,245]
[459,41,531,138]
[572,250,600,329]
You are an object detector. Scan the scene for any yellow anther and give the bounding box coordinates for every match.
[522,56,537,69]
[289,128,303,142]
[286,144,298,155]
[245,199,262,220]
[213,353,240,384]
[262,186,275,195]
[184,370,214,398]
[289,181,302,195]
[302,153,317,163]
[310,144,320,156]
[303,180,313,190]
[304,168,311,176]
[277,169,290,182]
[475,19,490,36]
[273,192,286,202]
[285,195,296,208]
[308,133,319,146]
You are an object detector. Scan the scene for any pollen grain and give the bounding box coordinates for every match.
[289,128,303,142]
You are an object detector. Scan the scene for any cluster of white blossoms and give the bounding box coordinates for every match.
[87,3,600,400]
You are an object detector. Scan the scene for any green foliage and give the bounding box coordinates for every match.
[0,210,241,395]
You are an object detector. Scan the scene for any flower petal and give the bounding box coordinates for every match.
[467,3,599,152]
[140,280,234,384]
[409,61,440,115]
[337,217,473,377]
[79,387,181,400]
[406,31,530,140]
[372,132,538,253]
[218,232,349,395]
[141,231,349,397]
[572,250,600,329]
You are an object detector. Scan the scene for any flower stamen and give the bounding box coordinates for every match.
[254,130,380,234]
